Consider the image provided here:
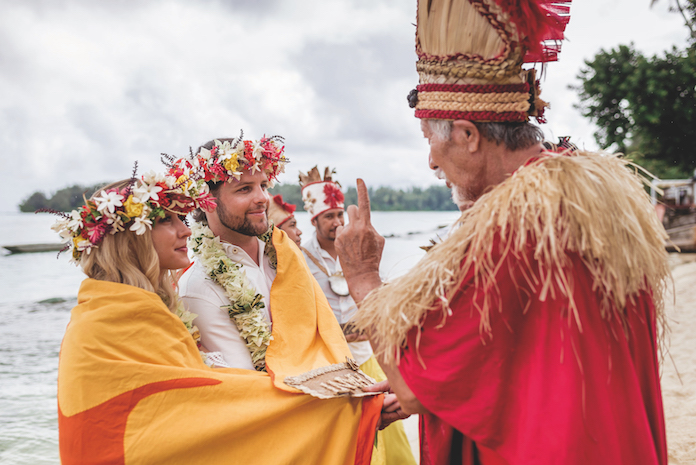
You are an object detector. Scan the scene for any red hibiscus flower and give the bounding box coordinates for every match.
[323,183,344,209]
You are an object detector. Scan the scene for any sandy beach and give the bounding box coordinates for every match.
[664,255,696,464]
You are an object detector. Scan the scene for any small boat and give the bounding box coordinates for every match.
[652,175,696,252]
[3,243,67,254]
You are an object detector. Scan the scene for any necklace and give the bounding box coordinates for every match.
[301,245,350,297]
[189,222,274,372]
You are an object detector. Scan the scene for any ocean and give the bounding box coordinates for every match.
[0,210,460,464]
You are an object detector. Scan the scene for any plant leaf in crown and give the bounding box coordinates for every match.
[123,161,139,200]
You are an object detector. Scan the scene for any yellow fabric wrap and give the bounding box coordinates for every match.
[58,228,380,465]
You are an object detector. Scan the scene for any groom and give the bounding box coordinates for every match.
[176,135,404,464]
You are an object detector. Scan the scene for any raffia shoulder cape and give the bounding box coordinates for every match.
[58,228,380,465]
[356,151,670,361]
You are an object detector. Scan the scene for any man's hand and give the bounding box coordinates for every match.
[335,179,385,303]
[367,380,411,430]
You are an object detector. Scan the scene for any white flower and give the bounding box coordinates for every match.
[107,215,125,233]
[75,239,92,251]
[142,170,166,185]
[248,160,263,175]
[129,216,152,235]
[67,210,83,230]
[51,219,74,241]
[198,147,212,160]
[133,183,163,203]
[94,190,124,214]
[216,139,243,161]
[251,141,264,160]
[164,175,178,189]
[51,218,69,233]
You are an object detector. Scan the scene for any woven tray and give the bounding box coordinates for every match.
[284,357,380,399]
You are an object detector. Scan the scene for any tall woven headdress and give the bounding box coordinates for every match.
[409,0,571,123]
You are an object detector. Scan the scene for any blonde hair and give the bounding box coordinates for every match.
[80,180,179,311]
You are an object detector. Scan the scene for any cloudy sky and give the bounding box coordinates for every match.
[0,0,691,212]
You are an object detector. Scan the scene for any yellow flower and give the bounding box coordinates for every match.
[123,195,144,218]
[223,155,239,172]
[177,175,193,190]
[72,237,82,259]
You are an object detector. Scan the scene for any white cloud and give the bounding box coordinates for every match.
[0,0,691,211]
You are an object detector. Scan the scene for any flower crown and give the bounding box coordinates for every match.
[47,163,216,263]
[178,132,287,185]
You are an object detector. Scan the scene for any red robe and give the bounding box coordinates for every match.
[399,243,667,465]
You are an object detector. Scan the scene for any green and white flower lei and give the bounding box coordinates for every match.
[175,300,201,344]
[189,222,275,371]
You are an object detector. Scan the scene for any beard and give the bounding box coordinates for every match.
[450,185,474,211]
[216,201,269,237]
[434,168,474,211]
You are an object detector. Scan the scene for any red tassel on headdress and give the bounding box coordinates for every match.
[273,194,296,214]
[494,0,572,63]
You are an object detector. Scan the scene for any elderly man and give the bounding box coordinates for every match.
[337,1,670,465]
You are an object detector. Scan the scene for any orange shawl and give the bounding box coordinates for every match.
[58,228,380,464]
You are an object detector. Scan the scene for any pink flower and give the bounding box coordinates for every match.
[198,195,217,212]
[87,222,108,244]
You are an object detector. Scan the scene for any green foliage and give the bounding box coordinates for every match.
[26,181,457,213]
[269,183,457,211]
[19,183,107,212]
[267,183,303,209]
[575,43,696,178]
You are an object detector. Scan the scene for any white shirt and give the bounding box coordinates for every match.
[302,232,373,365]
[179,238,275,370]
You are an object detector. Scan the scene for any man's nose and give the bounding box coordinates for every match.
[429,152,438,171]
[254,188,269,205]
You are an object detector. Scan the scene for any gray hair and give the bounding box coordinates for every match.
[425,119,543,151]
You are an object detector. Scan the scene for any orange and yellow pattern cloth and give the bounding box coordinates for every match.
[58,229,381,464]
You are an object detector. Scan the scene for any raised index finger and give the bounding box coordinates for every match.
[356,178,371,223]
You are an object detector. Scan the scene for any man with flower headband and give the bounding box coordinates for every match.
[173,133,387,463]
[336,1,670,464]
[300,166,417,465]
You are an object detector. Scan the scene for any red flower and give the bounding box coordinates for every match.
[209,163,227,181]
[323,183,344,209]
[243,140,256,165]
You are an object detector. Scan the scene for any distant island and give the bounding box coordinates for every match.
[20,182,458,212]
[19,184,106,213]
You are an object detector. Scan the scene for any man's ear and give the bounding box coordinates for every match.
[311,218,317,227]
[451,120,480,153]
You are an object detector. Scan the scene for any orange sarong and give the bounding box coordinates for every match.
[58,228,381,464]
